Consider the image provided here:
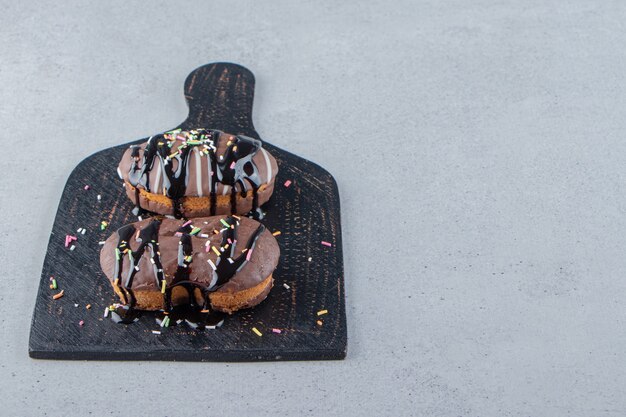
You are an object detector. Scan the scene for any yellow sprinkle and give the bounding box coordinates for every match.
[252,327,262,337]
[211,246,221,256]
[317,309,328,316]
[161,280,166,293]
[113,278,119,287]
[316,320,323,326]
[272,231,281,236]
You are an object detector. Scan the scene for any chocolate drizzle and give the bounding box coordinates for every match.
[126,128,266,219]
[110,216,266,328]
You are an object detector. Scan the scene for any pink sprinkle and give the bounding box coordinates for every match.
[69,235,78,242]
[175,232,182,237]
[230,161,236,169]
[246,248,253,261]
[79,320,84,326]
[321,241,332,247]
[84,185,90,190]
[227,238,232,244]
[284,180,292,187]
[272,328,282,334]
[182,220,192,227]
[64,235,70,248]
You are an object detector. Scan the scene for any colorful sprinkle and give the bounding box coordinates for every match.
[246,248,253,261]
[207,259,217,270]
[190,227,201,236]
[152,330,161,335]
[161,280,166,293]
[104,308,110,318]
[220,218,230,228]
[230,161,236,169]
[86,304,92,310]
[316,320,323,326]
[50,279,57,290]
[211,246,221,256]
[317,309,328,316]
[272,231,282,236]
[79,320,85,326]
[101,221,108,230]
[84,185,90,190]
[252,327,262,337]
[52,290,64,300]
[321,241,332,247]
[284,180,292,187]
[272,328,282,334]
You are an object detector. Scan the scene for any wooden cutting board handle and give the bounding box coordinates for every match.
[178,62,260,139]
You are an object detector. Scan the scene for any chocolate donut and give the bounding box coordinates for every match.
[118,128,278,218]
[99,215,280,317]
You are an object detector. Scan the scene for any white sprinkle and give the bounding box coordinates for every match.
[308,257,312,262]
[283,283,290,290]
[74,303,79,307]
[99,241,106,245]
[207,259,217,270]
[134,266,140,271]
[81,229,86,235]
[152,330,161,335]
[97,194,101,201]
[199,233,209,238]
[77,228,82,233]
[104,308,110,318]
[206,325,216,330]
[150,258,155,264]
[70,245,76,251]
[203,221,208,224]
[138,216,143,221]
[158,269,163,273]
[117,167,123,179]
[227,258,234,264]
[122,183,126,188]
[176,319,183,324]
[166,215,176,219]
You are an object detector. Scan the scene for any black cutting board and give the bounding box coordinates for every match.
[28,63,347,361]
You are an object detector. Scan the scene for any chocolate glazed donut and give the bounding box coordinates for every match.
[118,128,278,219]
[100,215,280,327]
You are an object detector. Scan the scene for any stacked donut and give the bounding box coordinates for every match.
[100,128,280,318]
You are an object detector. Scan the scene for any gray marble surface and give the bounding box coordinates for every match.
[2,1,626,416]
